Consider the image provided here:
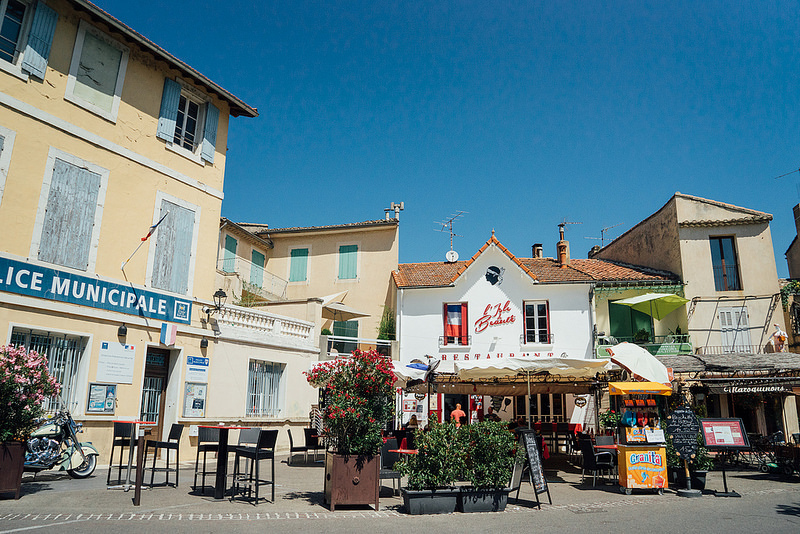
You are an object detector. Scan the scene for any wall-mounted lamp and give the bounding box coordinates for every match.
[200,338,209,349]
[203,289,227,319]
[117,323,127,337]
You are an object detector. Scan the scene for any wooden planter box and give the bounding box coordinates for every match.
[458,487,512,513]
[323,451,379,511]
[401,488,459,515]
[0,442,25,500]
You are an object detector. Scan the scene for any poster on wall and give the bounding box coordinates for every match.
[183,382,207,418]
[96,341,136,384]
[86,383,116,414]
[185,356,209,382]
[403,399,417,412]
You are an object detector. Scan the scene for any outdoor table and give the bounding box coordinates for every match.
[199,425,249,500]
[107,420,156,492]
[595,444,619,451]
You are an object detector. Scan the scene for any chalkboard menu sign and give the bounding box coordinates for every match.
[519,429,547,494]
[666,406,700,460]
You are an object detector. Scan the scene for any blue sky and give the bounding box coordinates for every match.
[97,1,800,275]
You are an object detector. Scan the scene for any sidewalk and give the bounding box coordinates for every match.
[2,453,799,518]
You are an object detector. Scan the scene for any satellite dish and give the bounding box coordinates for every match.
[445,250,459,263]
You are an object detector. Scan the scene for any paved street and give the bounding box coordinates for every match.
[1,455,799,533]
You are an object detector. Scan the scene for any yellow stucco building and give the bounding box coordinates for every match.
[0,0,256,461]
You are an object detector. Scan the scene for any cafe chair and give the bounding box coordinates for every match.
[145,423,184,487]
[555,422,571,454]
[193,426,220,493]
[287,428,308,465]
[595,435,615,446]
[233,428,261,478]
[107,421,134,485]
[304,428,324,462]
[578,439,616,486]
[379,438,402,496]
[231,429,279,505]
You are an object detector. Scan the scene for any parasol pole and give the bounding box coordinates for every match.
[526,370,531,427]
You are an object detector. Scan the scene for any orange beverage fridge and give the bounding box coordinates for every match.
[617,444,667,495]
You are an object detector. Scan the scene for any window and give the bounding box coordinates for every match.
[338,244,358,279]
[250,249,265,287]
[157,78,219,164]
[710,236,741,291]
[289,248,308,282]
[0,0,57,80]
[523,300,551,343]
[443,303,469,346]
[0,124,16,206]
[147,194,199,295]
[222,235,237,273]
[333,320,358,354]
[518,393,566,423]
[31,149,108,271]
[65,21,129,122]
[719,306,751,353]
[10,328,86,412]
[246,360,284,417]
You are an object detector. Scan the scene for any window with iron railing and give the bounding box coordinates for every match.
[246,360,284,418]
[10,328,85,411]
[710,236,741,291]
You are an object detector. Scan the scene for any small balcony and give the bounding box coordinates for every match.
[217,257,288,302]
[595,334,693,358]
[320,335,397,360]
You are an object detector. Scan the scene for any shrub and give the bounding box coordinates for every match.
[0,346,60,442]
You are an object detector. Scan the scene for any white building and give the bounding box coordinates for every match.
[393,232,676,426]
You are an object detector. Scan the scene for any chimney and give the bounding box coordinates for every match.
[532,243,543,258]
[557,225,570,268]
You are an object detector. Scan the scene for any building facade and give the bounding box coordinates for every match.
[0,0,256,459]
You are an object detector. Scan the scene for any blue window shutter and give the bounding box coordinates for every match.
[289,248,308,282]
[338,245,357,279]
[151,201,194,294]
[157,79,181,141]
[38,159,101,270]
[250,249,265,287]
[21,2,58,80]
[201,102,219,163]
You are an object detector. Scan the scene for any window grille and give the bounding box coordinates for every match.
[246,360,284,417]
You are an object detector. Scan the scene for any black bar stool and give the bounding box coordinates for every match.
[194,426,219,493]
[107,422,134,485]
[145,424,184,487]
[231,429,278,505]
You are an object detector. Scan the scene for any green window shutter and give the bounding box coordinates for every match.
[289,248,308,282]
[222,235,237,273]
[250,249,265,287]
[21,2,58,79]
[338,245,358,279]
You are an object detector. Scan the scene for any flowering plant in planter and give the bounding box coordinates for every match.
[0,346,60,442]
[305,349,395,456]
[599,409,621,430]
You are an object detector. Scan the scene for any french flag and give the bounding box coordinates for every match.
[141,211,169,242]
[445,304,462,337]
[160,322,177,346]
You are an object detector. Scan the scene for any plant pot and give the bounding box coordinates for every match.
[669,466,708,491]
[323,451,379,511]
[458,487,511,512]
[401,487,459,515]
[0,442,25,499]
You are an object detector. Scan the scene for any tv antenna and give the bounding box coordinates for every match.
[436,211,466,262]
[557,218,581,240]
[585,223,622,247]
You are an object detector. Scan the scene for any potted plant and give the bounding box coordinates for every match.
[1,346,60,499]
[599,409,621,434]
[305,349,395,511]
[458,421,516,512]
[396,422,465,514]
[666,432,713,490]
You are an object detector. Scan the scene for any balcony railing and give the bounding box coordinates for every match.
[438,335,472,347]
[217,257,288,301]
[321,335,395,359]
[595,334,693,358]
[695,344,764,355]
[519,333,555,345]
[216,304,315,346]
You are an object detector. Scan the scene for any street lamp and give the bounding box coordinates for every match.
[203,289,227,319]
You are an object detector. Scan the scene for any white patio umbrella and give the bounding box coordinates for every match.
[322,301,370,321]
[605,342,671,384]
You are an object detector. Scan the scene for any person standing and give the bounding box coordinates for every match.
[450,403,466,428]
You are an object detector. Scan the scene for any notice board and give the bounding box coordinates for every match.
[700,418,750,449]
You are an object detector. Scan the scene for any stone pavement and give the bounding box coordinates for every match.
[1,453,799,525]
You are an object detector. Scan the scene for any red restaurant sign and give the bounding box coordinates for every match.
[474,300,516,333]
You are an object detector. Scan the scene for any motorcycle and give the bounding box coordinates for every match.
[24,407,99,478]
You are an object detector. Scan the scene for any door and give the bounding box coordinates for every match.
[140,347,170,440]
[719,307,751,353]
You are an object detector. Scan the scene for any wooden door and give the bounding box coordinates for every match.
[141,347,169,440]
